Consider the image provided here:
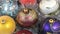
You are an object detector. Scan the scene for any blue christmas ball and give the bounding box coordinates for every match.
[43,20,52,32]
[43,18,55,32]
[0,0,18,18]
[52,20,60,32]
[43,18,60,32]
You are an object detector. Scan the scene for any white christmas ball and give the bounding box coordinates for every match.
[39,0,59,15]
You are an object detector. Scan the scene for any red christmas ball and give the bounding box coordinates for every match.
[19,0,37,5]
[16,8,38,27]
[16,30,32,34]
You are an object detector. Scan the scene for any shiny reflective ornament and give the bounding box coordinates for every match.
[0,16,16,34]
[43,18,54,32]
[43,18,60,32]
[16,8,38,27]
[16,30,32,34]
[39,0,59,16]
[0,0,18,17]
[19,0,37,8]
[51,20,60,32]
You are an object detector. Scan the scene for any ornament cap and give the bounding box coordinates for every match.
[23,8,29,14]
[1,20,6,24]
[49,19,54,24]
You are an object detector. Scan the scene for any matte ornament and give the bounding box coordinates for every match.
[0,16,16,34]
[0,0,18,17]
[16,30,32,34]
[16,8,38,27]
[39,0,59,15]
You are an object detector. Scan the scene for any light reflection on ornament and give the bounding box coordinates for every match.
[4,4,8,11]
[52,21,60,32]
[44,24,50,31]
[52,26,57,30]
[43,22,51,32]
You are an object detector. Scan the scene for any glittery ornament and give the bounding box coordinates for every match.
[0,0,18,18]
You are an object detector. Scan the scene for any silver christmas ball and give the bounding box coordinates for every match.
[0,0,18,17]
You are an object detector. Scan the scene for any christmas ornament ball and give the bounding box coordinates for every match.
[19,0,37,5]
[16,8,38,27]
[16,30,32,34]
[39,0,59,15]
[43,18,60,32]
[0,0,18,17]
[0,16,16,34]
[19,0,37,8]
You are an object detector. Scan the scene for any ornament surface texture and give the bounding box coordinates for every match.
[0,0,18,17]
[0,16,16,34]
[39,0,59,15]
[16,8,38,27]
[43,18,60,32]
[19,0,37,8]
[16,30,32,34]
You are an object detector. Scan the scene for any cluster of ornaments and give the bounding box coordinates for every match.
[0,0,60,34]
[0,0,59,17]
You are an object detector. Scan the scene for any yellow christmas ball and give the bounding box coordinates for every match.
[0,16,16,34]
